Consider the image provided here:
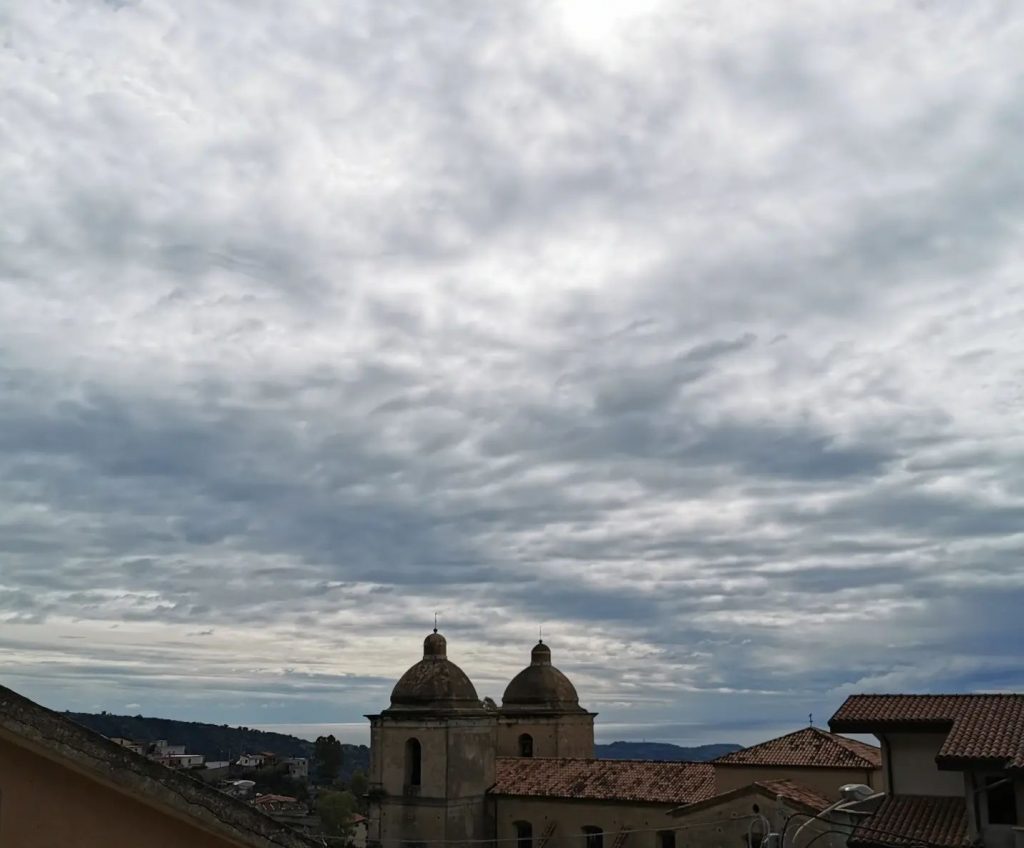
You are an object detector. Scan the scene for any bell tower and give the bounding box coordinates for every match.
[366,631,497,848]
[497,640,596,759]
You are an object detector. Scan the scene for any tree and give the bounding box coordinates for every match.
[317,790,357,842]
[348,771,368,811]
[314,735,344,783]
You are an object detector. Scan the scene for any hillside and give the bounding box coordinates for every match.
[66,711,370,778]
[66,711,737,773]
[595,741,741,761]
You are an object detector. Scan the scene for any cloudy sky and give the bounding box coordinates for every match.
[2,0,1023,746]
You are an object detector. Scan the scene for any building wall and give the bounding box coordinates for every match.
[497,714,596,759]
[712,764,882,801]
[670,792,843,848]
[0,734,246,848]
[880,733,963,797]
[493,796,677,848]
[368,714,497,847]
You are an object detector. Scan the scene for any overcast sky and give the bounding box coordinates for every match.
[2,0,1023,747]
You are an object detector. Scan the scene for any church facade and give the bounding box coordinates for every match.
[366,632,882,848]
[366,631,596,848]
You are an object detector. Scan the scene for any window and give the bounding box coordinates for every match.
[583,826,603,848]
[515,821,533,848]
[519,733,534,758]
[985,776,1018,825]
[405,738,422,788]
[658,830,676,848]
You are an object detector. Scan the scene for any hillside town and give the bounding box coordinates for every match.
[1,631,1021,848]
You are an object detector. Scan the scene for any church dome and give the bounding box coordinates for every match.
[501,641,585,713]
[386,631,484,713]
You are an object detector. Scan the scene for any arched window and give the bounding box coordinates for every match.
[404,738,422,788]
[658,831,676,848]
[583,826,603,848]
[515,821,533,848]
[518,733,534,758]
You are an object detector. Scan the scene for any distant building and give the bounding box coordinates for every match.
[238,752,278,769]
[0,683,316,847]
[238,753,267,768]
[109,736,204,769]
[285,757,309,780]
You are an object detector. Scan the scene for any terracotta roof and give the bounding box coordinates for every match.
[0,684,316,848]
[254,795,299,805]
[849,795,967,848]
[830,695,1024,769]
[714,727,881,769]
[671,778,832,817]
[490,757,715,805]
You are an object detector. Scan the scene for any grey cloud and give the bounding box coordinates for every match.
[1,0,1023,740]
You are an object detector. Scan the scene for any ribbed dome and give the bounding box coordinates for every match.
[501,641,585,713]
[386,631,484,714]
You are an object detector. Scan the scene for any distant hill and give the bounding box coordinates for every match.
[595,741,741,761]
[66,712,370,779]
[66,712,735,774]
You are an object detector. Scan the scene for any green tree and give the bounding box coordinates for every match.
[317,790,357,842]
[348,771,368,812]
[314,734,344,783]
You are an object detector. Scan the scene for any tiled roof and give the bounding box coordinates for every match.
[756,779,833,811]
[830,695,1024,769]
[671,778,832,817]
[490,758,715,805]
[0,684,316,848]
[849,795,967,848]
[714,727,881,769]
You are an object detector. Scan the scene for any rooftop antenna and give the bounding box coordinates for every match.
[808,712,813,727]
[433,611,439,633]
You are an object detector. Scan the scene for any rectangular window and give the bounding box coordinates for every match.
[658,831,676,848]
[986,776,1018,826]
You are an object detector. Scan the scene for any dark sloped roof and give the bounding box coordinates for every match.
[830,694,1024,769]
[849,795,967,848]
[490,757,715,805]
[671,778,832,817]
[0,684,316,848]
[714,727,881,769]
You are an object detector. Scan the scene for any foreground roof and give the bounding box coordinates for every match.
[0,684,315,848]
[491,757,715,805]
[671,778,832,817]
[830,694,1024,770]
[848,795,967,848]
[714,727,881,769]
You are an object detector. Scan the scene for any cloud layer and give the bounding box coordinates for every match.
[2,0,1023,744]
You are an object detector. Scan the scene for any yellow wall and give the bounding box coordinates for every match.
[881,733,963,797]
[494,796,678,848]
[0,734,246,848]
[497,714,595,759]
[713,764,882,801]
